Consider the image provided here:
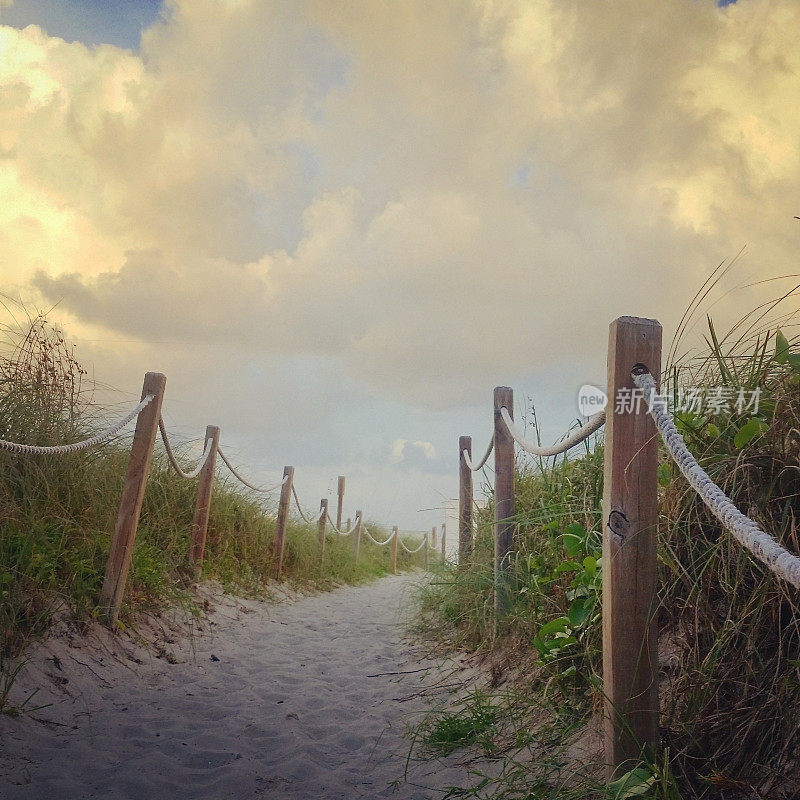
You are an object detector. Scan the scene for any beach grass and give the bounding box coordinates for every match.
[412,301,800,799]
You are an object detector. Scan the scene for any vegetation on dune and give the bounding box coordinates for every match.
[413,304,800,799]
[0,312,422,683]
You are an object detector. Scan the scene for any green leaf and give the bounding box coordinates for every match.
[734,417,768,449]
[568,597,594,627]
[607,766,656,799]
[537,616,571,638]
[706,423,721,439]
[582,555,597,577]
[775,329,791,364]
[561,533,584,558]
[657,463,672,486]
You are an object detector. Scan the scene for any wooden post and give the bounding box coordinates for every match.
[189,425,220,566]
[602,316,662,778]
[494,387,515,615]
[459,435,473,565]
[336,476,346,530]
[432,526,437,548]
[441,521,446,561]
[424,533,429,569]
[99,372,166,625]
[353,510,362,561]
[390,526,398,574]
[273,466,294,576]
[346,516,351,530]
[317,498,328,562]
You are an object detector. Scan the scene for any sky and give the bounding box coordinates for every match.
[1,0,799,533]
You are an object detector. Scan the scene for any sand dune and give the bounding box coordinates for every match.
[0,574,482,799]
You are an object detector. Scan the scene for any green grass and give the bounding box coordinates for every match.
[412,309,800,799]
[0,313,426,674]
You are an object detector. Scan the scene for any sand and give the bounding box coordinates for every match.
[0,574,484,799]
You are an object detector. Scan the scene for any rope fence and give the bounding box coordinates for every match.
[0,394,154,455]
[634,369,800,590]
[456,314,800,778]
[0,369,438,628]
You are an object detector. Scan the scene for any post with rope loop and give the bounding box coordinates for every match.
[441,522,446,561]
[100,372,166,625]
[602,316,661,778]
[273,466,294,576]
[353,510,363,561]
[337,476,346,530]
[390,526,398,574]
[317,498,328,562]
[189,425,220,566]
[459,435,473,565]
[494,387,515,616]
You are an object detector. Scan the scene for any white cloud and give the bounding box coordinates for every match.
[412,441,436,460]
[2,0,800,526]
[390,438,407,463]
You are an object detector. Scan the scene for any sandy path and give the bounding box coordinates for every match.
[0,574,477,799]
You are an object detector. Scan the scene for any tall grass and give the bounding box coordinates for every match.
[0,313,423,668]
[413,313,800,799]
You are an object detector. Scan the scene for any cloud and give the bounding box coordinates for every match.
[2,0,800,526]
[389,438,437,465]
[412,441,436,460]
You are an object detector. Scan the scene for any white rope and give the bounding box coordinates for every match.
[634,370,800,590]
[217,447,289,494]
[326,511,359,535]
[500,407,605,458]
[463,436,494,471]
[361,525,396,547]
[158,417,212,479]
[399,535,427,554]
[0,394,155,455]
[292,484,321,524]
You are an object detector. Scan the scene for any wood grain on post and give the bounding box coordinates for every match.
[99,372,166,625]
[602,316,662,777]
[353,510,362,561]
[273,466,294,577]
[459,435,473,565]
[189,425,220,566]
[493,387,515,615]
[336,476,346,530]
[317,498,328,562]
[390,526,398,574]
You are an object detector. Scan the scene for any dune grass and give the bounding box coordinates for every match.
[413,311,800,799]
[0,313,425,678]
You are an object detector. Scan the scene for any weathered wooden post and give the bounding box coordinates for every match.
[273,466,294,576]
[390,526,398,574]
[425,533,430,569]
[317,498,328,562]
[441,521,446,561]
[346,516,351,530]
[432,526,437,548]
[353,510,362,561]
[336,476,346,530]
[459,435,473,565]
[189,425,220,566]
[494,387,515,615]
[602,316,662,778]
[100,372,166,625]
